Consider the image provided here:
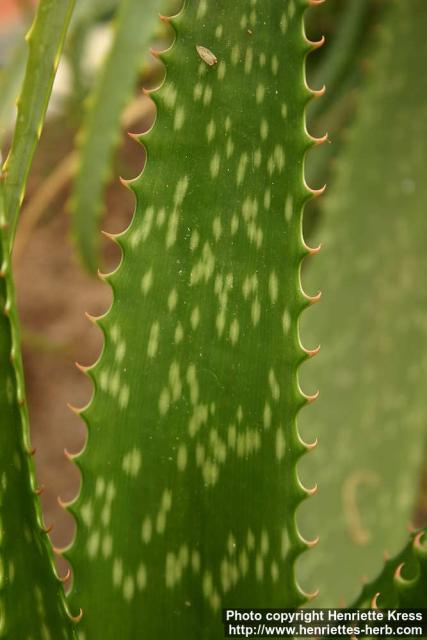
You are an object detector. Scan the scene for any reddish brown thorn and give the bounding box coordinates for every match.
[58,567,71,582]
[119,176,132,190]
[101,229,121,244]
[371,592,380,609]
[58,567,71,583]
[142,87,153,97]
[394,562,405,582]
[309,132,329,146]
[97,268,110,281]
[306,535,320,549]
[159,13,170,22]
[307,35,325,50]
[150,47,161,59]
[309,184,327,198]
[311,84,326,98]
[127,131,142,143]
[27,446,36,456]
[75,361,89,374]
[309,0,325,5]
[306,242,322,256]
[303,290,322,305]
[304,436,318,451]
[42,523,53,534]
[306,588,320,602]
[34,485,44,496]
[303,344,321,358]
[67,403,82,416]
[52,544,65,556]
[414,530,426,551]
[299,434,318,451]
[57,495,71,509]
[69,608,84,623]
[84,310,100,324]
[304,482,318,497]
[302,389,320,404]
[64,447,81,462]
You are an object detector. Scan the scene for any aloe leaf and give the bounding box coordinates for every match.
[66,0,120,109]
[0,186,76,638]
[70,0,164,274]
[390,531,427,608]
[71,0,119,26]
[350,528,427,609]
[298,0,427,606]
[1,0,75,247]
[307,0,371,121]
[66,0,322,635]
[0,43,27,144]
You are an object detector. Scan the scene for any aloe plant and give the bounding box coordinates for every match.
[299,0,427,606]
[66,0,327,635]
[351,526,427,609]
[0,0,426,638]
[70,0,163,272]
[0,186,75,637]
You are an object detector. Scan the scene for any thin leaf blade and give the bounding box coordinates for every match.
[70,0,163,273]
[0,187,76,639]
[1,0,76,245]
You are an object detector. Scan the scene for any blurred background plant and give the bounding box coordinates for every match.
[1,0,425,604]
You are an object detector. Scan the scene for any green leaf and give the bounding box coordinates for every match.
[1,0,76,246]
[66,0,321,636]
[0,42,27,145]
[307,0,371,121]
[71,0,119,26]
[70,0,165,273]
[65,0,120,108]
[351,528,427,608]
[0,187,76,638]
[298,0,427,606]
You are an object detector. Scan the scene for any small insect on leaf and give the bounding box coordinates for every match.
[196,45,217,66]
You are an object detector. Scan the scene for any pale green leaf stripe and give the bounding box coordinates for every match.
[1,0,76,247]
[299,0,427,606]
[66,0,321,636]
[0,187,76,639]
[70,0,164,273]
